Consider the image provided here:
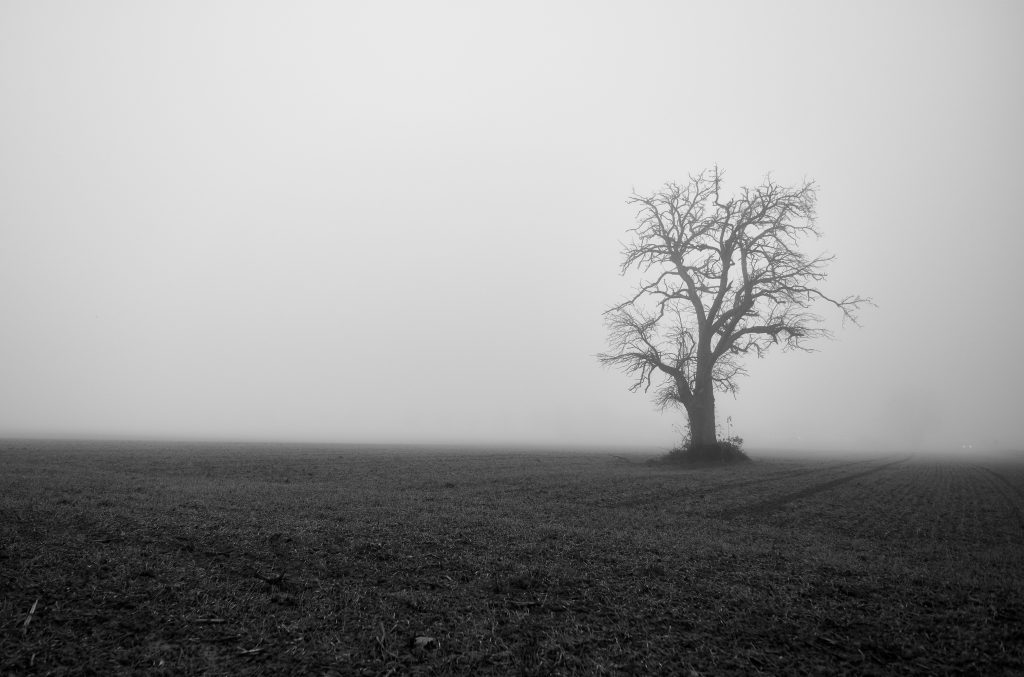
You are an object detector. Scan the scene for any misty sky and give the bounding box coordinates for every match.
[1,1,1022,453]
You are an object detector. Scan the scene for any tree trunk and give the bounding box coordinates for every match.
[685,390,718,447]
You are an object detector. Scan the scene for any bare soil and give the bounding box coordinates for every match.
[1,440,1022,675]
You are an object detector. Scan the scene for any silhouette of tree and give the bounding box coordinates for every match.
[600,167,870,453]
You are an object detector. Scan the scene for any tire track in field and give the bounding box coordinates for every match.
[718,456,912,519]
[979,466,1024,532]
[604,459,874,509]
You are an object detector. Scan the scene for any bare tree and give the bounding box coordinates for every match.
[600,167,870,452]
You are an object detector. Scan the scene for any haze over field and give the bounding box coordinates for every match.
[1,1,1022,454]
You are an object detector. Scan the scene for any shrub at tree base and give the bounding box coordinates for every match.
[661,437,750,466]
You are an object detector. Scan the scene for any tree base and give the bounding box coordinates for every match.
[659,440,751,467]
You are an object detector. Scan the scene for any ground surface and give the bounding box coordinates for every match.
[1,440,1022,676]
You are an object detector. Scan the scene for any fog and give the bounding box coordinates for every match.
[1,1,1022,455]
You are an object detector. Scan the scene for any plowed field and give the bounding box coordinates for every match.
[2,441,1022,675]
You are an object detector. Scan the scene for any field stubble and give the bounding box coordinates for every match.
[1,441,1022,675]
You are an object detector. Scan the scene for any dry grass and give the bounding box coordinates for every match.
[1,440,1022,675]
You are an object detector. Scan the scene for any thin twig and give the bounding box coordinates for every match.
[22,598,39,635]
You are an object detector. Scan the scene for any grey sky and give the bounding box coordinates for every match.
[1,1,1022,452]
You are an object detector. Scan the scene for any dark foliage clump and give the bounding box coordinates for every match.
[661,436,750,466]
